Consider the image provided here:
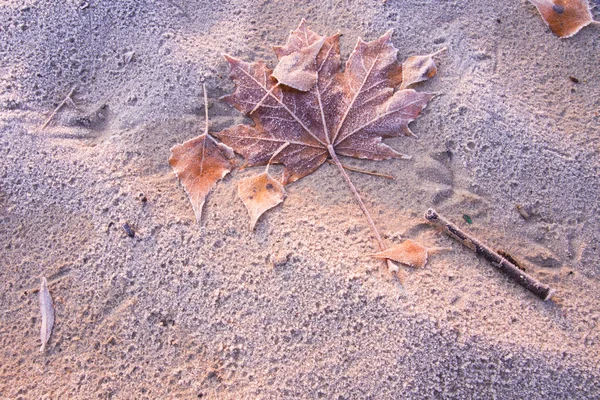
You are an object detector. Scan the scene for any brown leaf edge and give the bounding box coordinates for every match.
[528,0,596,38]
[372,239,429,268]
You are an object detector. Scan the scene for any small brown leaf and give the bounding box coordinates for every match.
[399,48,445,90]
[39,277,54,352]
[169,134,232,222]
[170,84,233,222]
[238,172,286,230]
[372,239,428,268]
[529,0,594,38]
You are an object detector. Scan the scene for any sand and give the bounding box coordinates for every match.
[1,0,599,398]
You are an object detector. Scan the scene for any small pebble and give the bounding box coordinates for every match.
[122,222,135,238]
[515,203,530,220]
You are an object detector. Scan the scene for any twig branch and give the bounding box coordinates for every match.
[424,208,554,300]
[41,86,76,130]
[326,159,394,180]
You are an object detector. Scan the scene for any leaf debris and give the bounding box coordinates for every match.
[170,20,442,269]
[372,239,429,268]
[39,277,55,352]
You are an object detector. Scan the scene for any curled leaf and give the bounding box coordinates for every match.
[372,239,428,268]
[529,0,594,38]
[169,134,232,222]
[39,277,55,352]
[272,37,324,91]
[238,172,286,230]
[400,48,446,90]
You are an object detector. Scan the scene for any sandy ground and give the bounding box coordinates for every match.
[1,0,600,398]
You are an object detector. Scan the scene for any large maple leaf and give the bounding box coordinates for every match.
[215,21,435,185]
[171,20,443,270]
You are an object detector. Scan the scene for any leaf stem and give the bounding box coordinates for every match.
[41,85,77,130]
[326,159,395,180]
[328,145,396,271]
[202,83,209,135]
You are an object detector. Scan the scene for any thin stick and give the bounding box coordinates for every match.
[202,83,209,135]
[431,46,448,57]
[328,145,396,272]
[424,208,554,301]
[41,86,76,130]
[326,159,394,180]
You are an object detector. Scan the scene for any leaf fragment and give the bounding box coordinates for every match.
[372,239,429,268]
[238,172,286,230]
[169,134,232,222]
[399,48,446,90]
[39,277,55,352]
[273,19,324,58]
[529,0,594,38]
[272,37,324,91]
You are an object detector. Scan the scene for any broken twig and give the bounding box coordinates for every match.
[424,208,554,301]
[41,86,76,130]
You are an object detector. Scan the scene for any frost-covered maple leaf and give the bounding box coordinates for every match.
[171,20,443,270]
[215,21,436,186]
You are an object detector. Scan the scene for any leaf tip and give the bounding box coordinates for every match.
[382,29,394,41]
[222,53,239,65]
[372,239,428,269]
[192,205,204,223]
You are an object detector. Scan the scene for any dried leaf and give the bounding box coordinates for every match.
[529,0,594,38]
[39,277,55,352]
[123,50,136,65]
[169,134,232,222]
[170,84,233,222]
[238,172,286,229]
[215,22,434,186]
[399,48,445,90]
[273,19,325,58]
[372,239,428,268]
